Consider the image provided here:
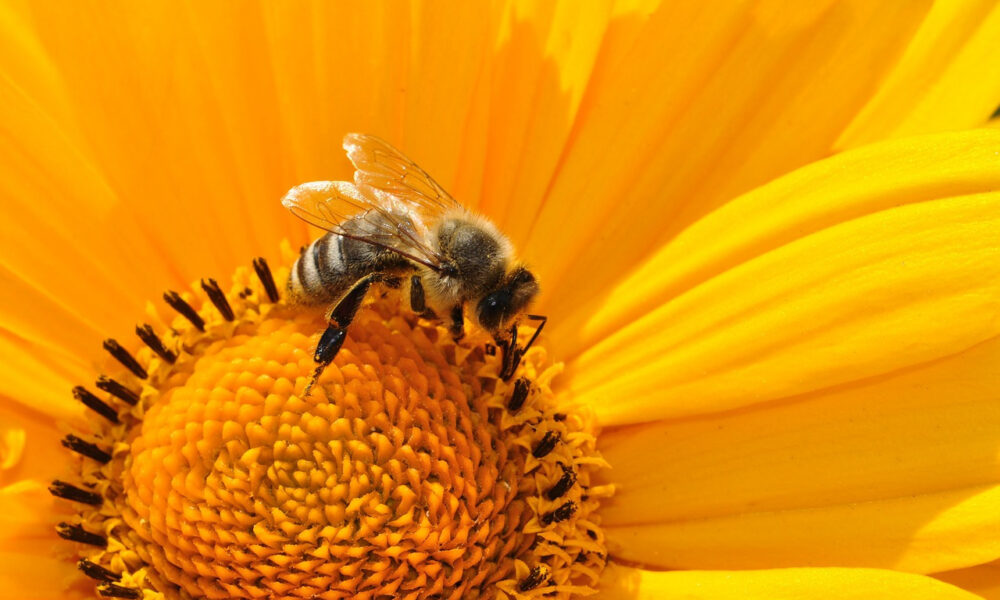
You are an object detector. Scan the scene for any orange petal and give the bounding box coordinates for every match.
[935,560,1000,599]
[594,563,982,600]
[837,0,1000,149]
[597,332,1000,573]
[567,130,1000,426]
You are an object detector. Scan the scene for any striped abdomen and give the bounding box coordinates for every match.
[289,220,414,305]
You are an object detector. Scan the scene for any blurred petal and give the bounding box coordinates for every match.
[0,553,90,600]
[527,0,935,329]
[838,0,1000,149]
[0,1,631,401]
[476,0,613,224]
[594,563,983,600]
[568,130,1000,425]
[0,479,72,555]
[2,1,941,359]
[935,560,1000,599]
[597,334,1000,573]
[0,400,69,485]
[0,480,90,600]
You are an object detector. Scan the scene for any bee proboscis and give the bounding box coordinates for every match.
[282,133,544,391]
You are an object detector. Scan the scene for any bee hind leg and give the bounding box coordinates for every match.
[304,274,378,396]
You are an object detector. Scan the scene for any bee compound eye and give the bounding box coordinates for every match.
[477,290,511,331]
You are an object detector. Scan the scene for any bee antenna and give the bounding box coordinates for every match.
[521,314,547,355]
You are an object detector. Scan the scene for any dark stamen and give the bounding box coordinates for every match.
[532,431,560,458]
[200,278,234,321]
[56,523,107,547]
[102,339,147,379]
[586,529,598,540]
[96,375,140,406]
[553,413,566,422]
[61,435,111,464]
[49,480,102,506]
[78,559,119,582]
[98,584,141,599]
[253,257,280,302]
[135,324,176,364]
[541,501,577,525]
[546,466,577,500]
[508,377,530,412]
[163,290,205,331]
[517,565,550,592]
[72,386,119,423]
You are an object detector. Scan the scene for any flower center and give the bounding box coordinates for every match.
[53,247,610,599]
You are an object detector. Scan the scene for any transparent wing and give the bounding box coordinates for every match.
[281,180,445,271]
[343,133,461,217]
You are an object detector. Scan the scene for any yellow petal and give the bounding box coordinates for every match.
[837,0,1000,149]
[935,560,1000,599]
[607,483,1000,576]
[597,333,1000,573]
[525,0,933,323]
[594,563,983,600]
[567,130,1000,425]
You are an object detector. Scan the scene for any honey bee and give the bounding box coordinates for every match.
[283,134,545,389]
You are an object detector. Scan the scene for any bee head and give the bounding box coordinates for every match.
[475,266,539,334]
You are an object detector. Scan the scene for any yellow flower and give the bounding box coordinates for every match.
[2,1,1000,598]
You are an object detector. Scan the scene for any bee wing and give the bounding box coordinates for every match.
[282,180,446,271]
[343,133,462,217]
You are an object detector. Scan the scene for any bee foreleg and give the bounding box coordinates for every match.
[498,323,519,381]
[304,274,378,396]
[449,304,464,342]
[409,275,426,313]
[497,315,547,381]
